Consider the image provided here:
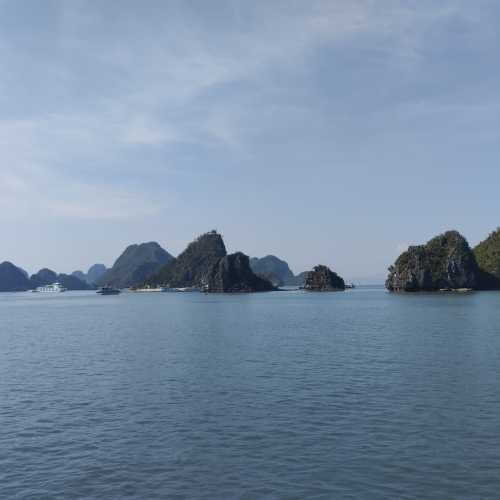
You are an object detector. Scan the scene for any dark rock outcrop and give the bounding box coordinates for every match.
[474,228,500,289]
[98,242,173,288]
[0,262,32,292]
[150,230,227,287]
[303,265,345,291]
[205,252,276,292]
[386,230,480,292]
[250,255,295,286]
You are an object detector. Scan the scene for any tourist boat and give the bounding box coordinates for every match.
[96,286,121,295]
[35,282,67,293]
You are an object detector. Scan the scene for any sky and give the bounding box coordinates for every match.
[1,0,500,282]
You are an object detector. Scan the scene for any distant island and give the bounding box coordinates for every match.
[96,242,174,289]
[249,255,309,287]
[72,264,108,286]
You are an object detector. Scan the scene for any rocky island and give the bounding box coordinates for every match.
[386,230,480,292]
[303,265,345,291]
[149,230,275,293]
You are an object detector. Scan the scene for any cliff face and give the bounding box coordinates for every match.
[303,265,345,291]
[386,231,480,291]
[250,255,295,286]
[205,252,275,292]
[474,229,500,289]
[98,242,173,288]
[0,262,32,292]
[150,231,227,287]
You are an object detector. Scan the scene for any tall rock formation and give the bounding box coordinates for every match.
[250,255,295,286]
[98,242,173,288]
[474,228,500,289]
[0,262,32,292]
[150,231,227,287]
[303,265,345,291]
[205,252,275,292]
[386,230,480,292]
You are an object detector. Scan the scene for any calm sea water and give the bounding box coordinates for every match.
[1,287,500,499]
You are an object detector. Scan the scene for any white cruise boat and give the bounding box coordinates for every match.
[35,282,67,293]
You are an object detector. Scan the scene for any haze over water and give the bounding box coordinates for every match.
[2,288,500,499]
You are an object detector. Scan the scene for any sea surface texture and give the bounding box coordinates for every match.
[1,288,500,499]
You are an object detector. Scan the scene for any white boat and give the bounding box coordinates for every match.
[132,287,164,292]
[35,282,67,293]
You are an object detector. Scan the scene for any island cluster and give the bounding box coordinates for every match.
[2,228,500,294]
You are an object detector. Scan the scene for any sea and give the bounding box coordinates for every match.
[1,287,500,499]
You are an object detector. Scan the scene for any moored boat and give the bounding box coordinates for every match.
[96,286,121,295]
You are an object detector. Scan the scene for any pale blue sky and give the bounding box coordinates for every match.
[1,0,499,282]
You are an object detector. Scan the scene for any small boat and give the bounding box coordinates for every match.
[96,286,121,295]
[345,283,356,289]
[36,282,67,293]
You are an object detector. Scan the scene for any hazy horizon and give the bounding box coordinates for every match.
[2,1,500,282]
